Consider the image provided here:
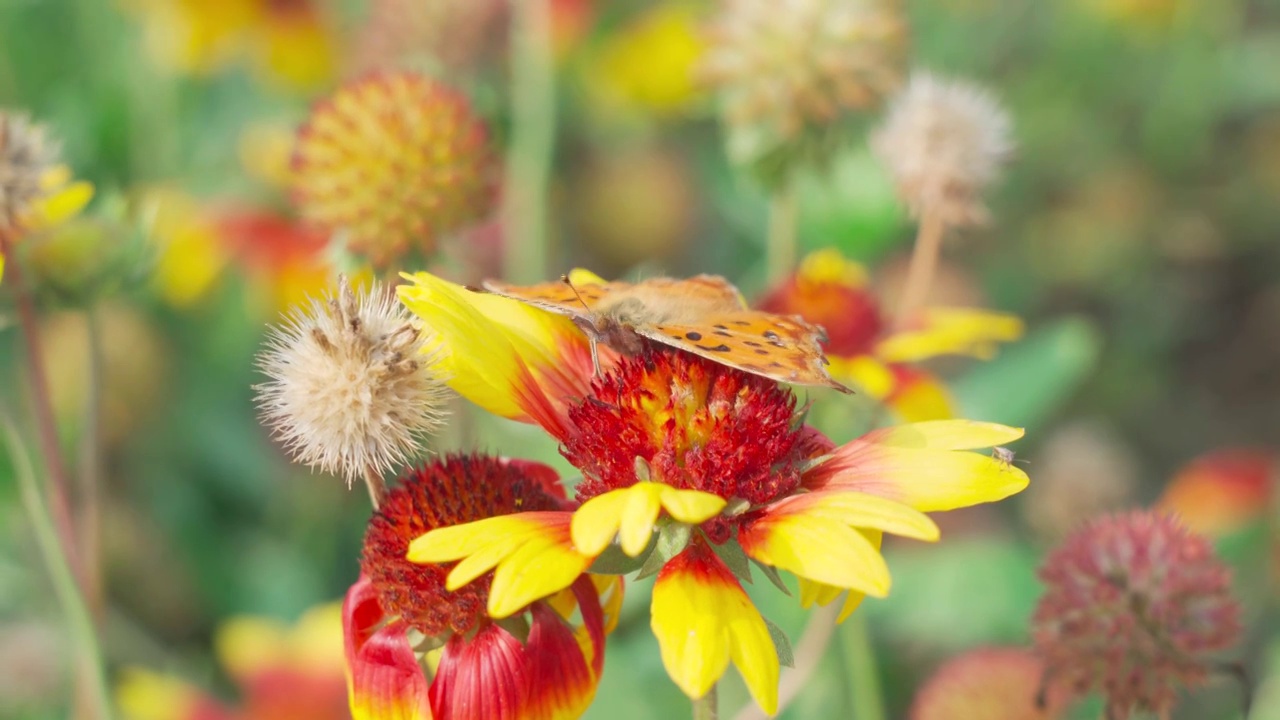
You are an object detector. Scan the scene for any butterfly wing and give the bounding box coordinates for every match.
[632,312,852,393]
[480,278,612,320]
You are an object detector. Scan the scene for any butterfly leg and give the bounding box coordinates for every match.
[589,336,603,378]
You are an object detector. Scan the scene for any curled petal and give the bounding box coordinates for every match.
[408,511,591,619]
[572,483,727,557]
[398,271,593,438]
[650,542,779,715]
[343,576,431,720]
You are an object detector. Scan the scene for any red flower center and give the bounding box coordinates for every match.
[758,276,884,357]
[361,455,566,637]
[563,350,805,542]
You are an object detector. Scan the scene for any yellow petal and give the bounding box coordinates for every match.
[787,491,939,542]
[572,483,726,558]
[658,485,728,524]
[116,669,205,720]
[744,515,892,597]
[488,532,592,619]
[572,490,631,557]
[651,547,779,715]
[797,248,868,287]
[873,420,1025,450]
[619,484,664,556]
[876,307,1023,363]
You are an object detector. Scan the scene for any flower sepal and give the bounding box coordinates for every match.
[634,521,694,580]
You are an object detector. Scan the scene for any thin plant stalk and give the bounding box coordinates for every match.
[839,611,885,720]
[502,0,555,284]
[0,227,84,587]
[893,209,945,330]
[732,602,841,720]
[363,465,387,511]
[78,305,104,621]
[693,684,719,720]
[766,184,798,285]
[5,416,113,720]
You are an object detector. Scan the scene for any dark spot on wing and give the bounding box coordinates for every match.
[685,331,703,341]
[699,344,732,352]
[733,320,751,326]
[755,349,769,355]
[744,340,762,348]
[713,329,731,337]
[768,362,784,368]
[714,324,729,330]
[763,330,780,340]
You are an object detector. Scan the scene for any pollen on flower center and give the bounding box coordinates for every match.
[361,455,566,638]
[563,350,805,535]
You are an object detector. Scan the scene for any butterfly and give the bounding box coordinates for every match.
[479,272,851,392]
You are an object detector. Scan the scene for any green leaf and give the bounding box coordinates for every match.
[636,523,693,581]
[763,616,796,669]
[752,559,792,596]
[589,540,653,576]
[710,539,753,585]
[950,316,1102,431]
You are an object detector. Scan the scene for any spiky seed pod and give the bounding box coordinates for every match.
[699,0,907,181]
[290,72,497,267]
[0,112,57,230]
[1031,511,1241,718]
[871,73,1014,227]
[255,276,450,486]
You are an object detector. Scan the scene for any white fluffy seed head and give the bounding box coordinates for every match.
[254,276,450,485]
[0,111,57,229]
[871,73,1014,227]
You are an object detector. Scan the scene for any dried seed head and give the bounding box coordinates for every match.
[1031,510,1241,718]
[255,276,450,485]
[872,73,1014,227]
[291,72,497,267]
[0,112,58,230]
[700,0,906,180]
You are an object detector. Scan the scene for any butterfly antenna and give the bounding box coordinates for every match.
[561,274,604,378]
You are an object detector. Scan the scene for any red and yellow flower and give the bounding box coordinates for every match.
[120,0,336,91]
[117,603,349,720]
[347,454,621,720]
[757,249,1023,420]
[398,270,1029,714]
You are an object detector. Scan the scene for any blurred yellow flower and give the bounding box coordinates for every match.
[118,603,349,720]
[120,0,335,91]
[586,4,705,117]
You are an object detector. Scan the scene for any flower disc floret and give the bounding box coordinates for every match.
[362,455,566,638]
[563,350,805,539]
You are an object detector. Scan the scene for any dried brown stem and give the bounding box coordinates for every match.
[894,208,946,330]
[364,465,387,511]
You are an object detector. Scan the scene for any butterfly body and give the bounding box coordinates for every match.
[481,273,851,393]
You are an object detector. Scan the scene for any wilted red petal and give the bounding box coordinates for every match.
[343,576,431,720]
[430,624,526,720]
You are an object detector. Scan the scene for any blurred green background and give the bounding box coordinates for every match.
[2,0,1279,718]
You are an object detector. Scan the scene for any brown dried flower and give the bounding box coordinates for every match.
[255,277,450,485]
[0,112,57,229]
[872,72,1014,227]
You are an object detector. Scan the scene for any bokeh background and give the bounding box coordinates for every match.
[2,0,1279,718]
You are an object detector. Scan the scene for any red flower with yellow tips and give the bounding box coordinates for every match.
[117,603,348,720]
[398,270,1029,714]
[347,454,620,720]
[758,249,1023,421]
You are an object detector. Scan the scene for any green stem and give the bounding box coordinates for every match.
[502,0,555,284]
[78,305,104,622]
[693,685,719,720]
[5,415,113,720]
[766,184,798,285]
[839,612,885,720]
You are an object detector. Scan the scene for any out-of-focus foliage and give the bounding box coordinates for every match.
[1,0,1278,719]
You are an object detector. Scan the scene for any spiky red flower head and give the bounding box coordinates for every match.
[291,71,497,266]
[1031,510,1241,718]
[361,455,567,638]
[757,271,884,358]
[562,349,804,542]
